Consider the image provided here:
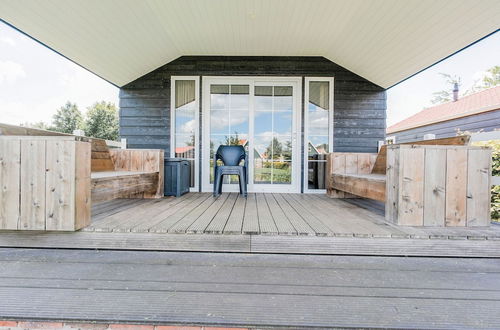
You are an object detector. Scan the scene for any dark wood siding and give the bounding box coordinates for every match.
[391,110,500,143]
[119,56,386,154]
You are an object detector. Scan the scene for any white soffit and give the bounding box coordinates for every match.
[0,0,498,88]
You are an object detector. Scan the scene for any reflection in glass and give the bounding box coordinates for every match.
[174,80,197,188]
[307,80,330,190]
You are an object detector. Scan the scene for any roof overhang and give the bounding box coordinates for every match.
[1,0,499,88]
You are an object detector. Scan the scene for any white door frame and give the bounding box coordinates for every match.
[202,76,302,193]
[303,77,334,193]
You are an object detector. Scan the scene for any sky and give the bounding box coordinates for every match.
[0,22,119,125]
[0,21,498,127]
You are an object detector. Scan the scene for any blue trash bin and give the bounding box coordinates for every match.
[164,158,190,197]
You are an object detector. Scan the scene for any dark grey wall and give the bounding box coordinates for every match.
[391,110,500,143]
[119,56,386,154]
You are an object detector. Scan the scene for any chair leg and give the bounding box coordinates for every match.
[214,170,222,197]
[238,168,247,197]
[218,174,224,195]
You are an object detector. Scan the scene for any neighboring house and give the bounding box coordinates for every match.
[387,86,500,143]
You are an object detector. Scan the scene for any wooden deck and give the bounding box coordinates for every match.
[1,248,500,329]
[2,192,500,257]
[85,192,500,239]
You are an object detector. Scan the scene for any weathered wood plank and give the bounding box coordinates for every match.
[205,193,238,234]
[75,141,91,230]
[187,193,229,233]
[264,193,295,235]
[398,147,424,226]
[273,194,315,236]
[0,139,20,229]
[20,140,46,230]
[331,173,386,201]
[256,193,278,235]
[423,148,446,226]
[284,194,331,236]
[466,149,491,226]
[168,194,217,233]
[45,141,76,231]
[223,194,247,234]
[445,149,467,227]
[242,193,259,234]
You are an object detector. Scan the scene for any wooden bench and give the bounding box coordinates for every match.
[90,139,164,203]
[326,136,493,227]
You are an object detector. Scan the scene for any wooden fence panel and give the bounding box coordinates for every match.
[445,149,467,227]
[423,148,446,226]
[0,137,91,231]
[46,141,76,231]
[467,149,492,226]
[20,140,46,230]
[398,147,424,226]
[0,139,20,229]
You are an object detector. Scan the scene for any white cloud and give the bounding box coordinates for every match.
[0,36,15,46]
[0,60,26,84]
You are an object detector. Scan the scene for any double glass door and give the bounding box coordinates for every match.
[202,77,301,193]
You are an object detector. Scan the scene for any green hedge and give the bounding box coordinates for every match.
[472,140,500,221]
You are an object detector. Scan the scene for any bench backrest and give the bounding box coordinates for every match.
[90,139,115,172]
[371,135,470,174]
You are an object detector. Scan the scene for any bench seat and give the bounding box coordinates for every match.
[91,171,160,203]
[331,173,386,202]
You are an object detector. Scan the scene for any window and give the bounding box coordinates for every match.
[304,77,334,191]
[171,77,199,190]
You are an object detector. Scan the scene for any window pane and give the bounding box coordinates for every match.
[229,111,249,135]
[309,81,329,110]
[308,136,329,159]
[210,110,230,135]
[230,85,249,110]
[255,86,272,111]
[308,109,329,135]
[308,161,327,189]
[211,84,229,110]
[274,135,292,161]
[273,161,291,184]
[273,112,293,135]
[254,161,271,184]
[174,134,195,159]
[254,111,273,135]
[274,86,293,111]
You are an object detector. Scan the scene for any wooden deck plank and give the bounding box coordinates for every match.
[273,194,316,236]
[256,193,278,235]
[187,193,230,233]
[264,193,296,235]
[223,194,247,234]
[205,193,238,234]
[1,248,500,328]
[147,193,211,233]
[242,193,259,234]
[168,194,218,233]
[107,195,190,232]
[283,194,331,236]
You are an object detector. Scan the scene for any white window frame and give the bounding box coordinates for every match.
[303,77,334,194]
[170,76,200,192]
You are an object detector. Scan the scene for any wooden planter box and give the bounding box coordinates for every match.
[0,136,91,231]
[386,145,492,227]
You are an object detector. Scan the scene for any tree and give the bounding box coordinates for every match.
[430,73,461,104]
[52,101,83,133]
[467,66,500,94]
[84,101,119,140]
[224,132,241,145]
[265,137,283,159]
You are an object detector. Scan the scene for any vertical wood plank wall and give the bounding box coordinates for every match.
[386,145,491,227]
[0,136,91,231]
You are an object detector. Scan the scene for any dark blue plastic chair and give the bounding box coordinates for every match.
[213,145,247,197]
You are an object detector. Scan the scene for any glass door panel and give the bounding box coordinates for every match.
[209,84,249,186]
[203,77,300,193]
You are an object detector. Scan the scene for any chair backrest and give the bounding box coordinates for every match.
[216,145,246,166]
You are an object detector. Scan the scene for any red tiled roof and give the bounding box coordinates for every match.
[387,86,500,134]
[175,146,195,153]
